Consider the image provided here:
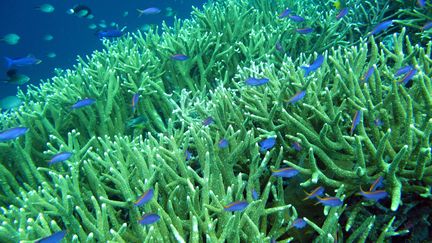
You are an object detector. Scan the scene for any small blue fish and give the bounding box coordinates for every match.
[336,8,349,20]
[275,41,285,53]
[278,8,291,18]
[202,116,214,126]
[374,118,383,127]
[223,200,248,212]
[98,29,123,38]
[358,188,388,201]
[134,188,154,206]
[132,93,139,113]
[0,127,28,142]
[350,110,361,135]
[36,230,66,243]
[368,20,393,36]
[138,213,160,225]
[369,176,384,192]
[422,21,432,31]
[395,65,413,77]
[315,196,343,207]
[360,67,374,83]
[185,149,192,161]
[71,98,95,109]
[287,90,306,104]
[397,68,417,86]
[171,54,189,61]
[137,7,161,17]
[296,27,314,34]
[259,137,276,152]
[301,55,324,77]
[292,218,307,229]
[251,189,259,200]
[48,152,73,165]
[5,56,41,69]
[291,141,302,151]
[218,138,229,149]
[245,77,269,86]
[271,167,299,178]
[289,15,305,22]
[303,186,325,200]
[417,0,426,8]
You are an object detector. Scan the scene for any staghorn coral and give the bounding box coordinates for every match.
[0,0,431,242]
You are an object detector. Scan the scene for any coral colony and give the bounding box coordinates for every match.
[0,0,431,242]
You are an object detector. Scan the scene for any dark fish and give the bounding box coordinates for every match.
[296,27,314,34]
[3,69,30,85]
[358,188,388,201]
[287,90,306,104]
[67,5,93,19]
[360,66,374,83]
[350,110,361,135]
[289,15,305,22]
[303,186,325,200]
[218,138,229,149]
[278,8,291,18]
[98,29,123,38]
[368,20,393,36]
[336,8,349,20]
[271,167,299,178]
[71,98,95,109]
[245,77,269,86]
[301,55,324,77]
[5,56,41,68]
[369,176,384,191]
[138,213,160,225]
[223,200,248,212]
[202,116,214,126]
[137,7,161,17]
[315,196,343,207]
[259,137,276,152]
[48,152,73,165]
[36,230,66,243]
[292,218,307,229]
[0,127,28,142]
[134,188,154,206]
[171,54,189,61]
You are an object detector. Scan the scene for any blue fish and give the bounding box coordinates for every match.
[296,27,314,34]
[301,55,324,77]
[137,7,161,17]
[315,196,343,207]
[397,68,417,86]
[417,0,426,8]
[350,110,361,135]
[245,77,269,86]
[287,90,306,104]
[202,117,214,126]
[360,67,374,83]
[224,200,248,212]
[369,176,384,192]
[48,152,73,165]
[134,188,154,206]
[289,15,305,22]
[292,218,307,229]
[218,138,229,149]
[185,149,192,161]
[171,54,189,61]
[336,8,349,20]
[36,230,66,243]
[395,65,413,77]
[98,29,123,38]
[278,8,291,18]
[251,189,259,200]
[368,20,393,36]
[0,127,28,142]
[71,98,95,109]
[422,21,432,31]
[303,186,325,200]
[275,41,285,53]
[5,56,41,69]
[271,167,299,178]
[259,137,276,152]
[291,141,302,151]
[358,188,388,201]
[132,93,139,113]
[374,118,383,127]
[138,213,160,225]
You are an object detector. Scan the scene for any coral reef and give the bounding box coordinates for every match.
[0,0,431,242]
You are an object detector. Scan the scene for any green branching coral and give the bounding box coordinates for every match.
[0,0,431,242]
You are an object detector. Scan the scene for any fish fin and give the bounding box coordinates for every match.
[4,57,12,69]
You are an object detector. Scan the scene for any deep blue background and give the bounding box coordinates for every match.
[0,0,207,98]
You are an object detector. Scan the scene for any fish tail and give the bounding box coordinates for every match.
[4,57,12,69]
[301,66,310,77]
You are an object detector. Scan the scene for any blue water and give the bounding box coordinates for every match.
[0,0,207,98]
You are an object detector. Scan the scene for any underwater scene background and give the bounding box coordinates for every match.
[0,0,431,242]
